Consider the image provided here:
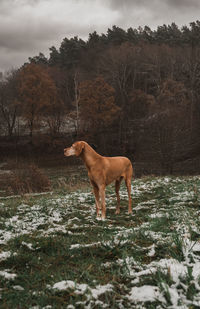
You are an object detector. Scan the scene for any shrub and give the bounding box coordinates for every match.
[9,163,51,194]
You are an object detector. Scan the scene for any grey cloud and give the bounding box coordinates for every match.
[108,0,142,9]
[166,0,200,9]
[107,0,200,30]
[0,19,64,51]
[0,48,29,72]
[0,0,100,70]
[108,0,200,10]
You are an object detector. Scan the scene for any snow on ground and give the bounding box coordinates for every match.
[128,285,165,303]
[50,280,114,308]
[0,176,200,308]
[0,251,12,261]
[0,270,17,280]
[52,280,113,298]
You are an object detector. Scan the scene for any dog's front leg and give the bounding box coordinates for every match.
[91,181,101,218]
[99,185,106,220]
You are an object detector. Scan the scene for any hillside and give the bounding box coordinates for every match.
[1,22,200,174]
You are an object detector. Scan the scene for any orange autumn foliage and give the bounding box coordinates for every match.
[17,63,58,137]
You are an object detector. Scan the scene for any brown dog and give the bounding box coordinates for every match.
[64,141,133,220]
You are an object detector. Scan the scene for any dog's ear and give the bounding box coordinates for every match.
[75,142,85,156]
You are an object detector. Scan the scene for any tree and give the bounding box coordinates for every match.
[0,70,19,137]
[87,31,101,47]
[182,21,200,46]
[17,63,58,142]
[49,46,60,66]
[99,42,142,142]
[107,25,127,45]
[99,42,139,108]
[79,76,120,133]
[72,70,81,136]
[44,97,65,136]
[126,27,139,43]
[129,89,155,119]
[59,36,86,68]
[28,52,48,65]
[45,67,68,136]
[154,79,190,173]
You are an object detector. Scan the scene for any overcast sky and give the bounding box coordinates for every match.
[0,0,199,72]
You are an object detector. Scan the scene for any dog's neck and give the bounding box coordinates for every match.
[80,143,101,170]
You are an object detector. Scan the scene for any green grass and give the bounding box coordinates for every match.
[0,175,200,308]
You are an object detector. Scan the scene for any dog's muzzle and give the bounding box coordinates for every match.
[64,147,75,156]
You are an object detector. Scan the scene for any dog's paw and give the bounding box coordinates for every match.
[96,216,106,221]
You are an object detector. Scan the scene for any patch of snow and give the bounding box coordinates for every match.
[192,262,200,280]
[150,213,166,218]
[128,285,165,303]
[70,242,100,250]
[67,305,75,309]
[52,280,113,301]
[0,251,11,261]
[154,258,188,283]
[13,285,24,291]
[0,270,17,280]
[166,286,180,307]
[147,244,156,257]
[53,280,75,291]
[90,284,113,298]
[21,241,35,250]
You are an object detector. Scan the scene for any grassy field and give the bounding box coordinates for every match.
[0,174,200,308]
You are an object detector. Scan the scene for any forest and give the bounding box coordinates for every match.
[1,21,200,175]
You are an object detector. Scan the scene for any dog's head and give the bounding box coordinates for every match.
[64,141,85,157]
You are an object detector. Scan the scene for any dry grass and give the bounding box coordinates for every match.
[2,163,51,195]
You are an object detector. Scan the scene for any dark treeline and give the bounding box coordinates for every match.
[1,22,200,175]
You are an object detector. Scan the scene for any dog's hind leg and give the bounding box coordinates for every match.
[115,176,123,214]
[125,167,133,214]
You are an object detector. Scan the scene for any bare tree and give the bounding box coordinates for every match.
[0,70,19,137]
